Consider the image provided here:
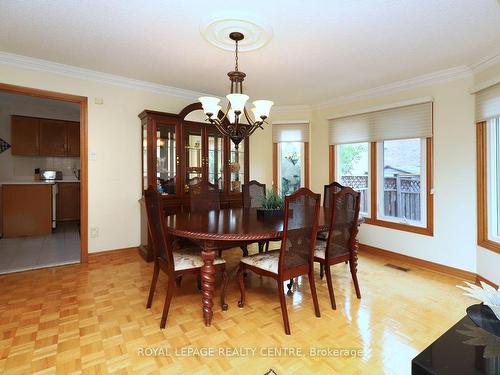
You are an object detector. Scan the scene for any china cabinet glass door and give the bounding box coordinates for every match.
[207,132,224,190]
[184,125,203,190]
[156,123,177,195]
[142,123,148,191]
[229,140,245,193]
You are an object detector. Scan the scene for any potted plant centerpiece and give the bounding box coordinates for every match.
[257,189,285,218]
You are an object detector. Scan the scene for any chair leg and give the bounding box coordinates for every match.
[240,245,249,257]
[350,259,361,299]
[160,278,176,329]
[308,270,321,317]
[218,249,223,257]
[175,275,182,288]
[220,265,229,311]
[286,278,294,291]
[324,264,337,310]
[237,264,246,308]
[197,274,202,291]
[319,263,324,280]
[277,281,291,335]
[265,241,270,252]
[146,261,159,308]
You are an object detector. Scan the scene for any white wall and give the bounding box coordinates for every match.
[0,92,80,181]
[0,63,192,252]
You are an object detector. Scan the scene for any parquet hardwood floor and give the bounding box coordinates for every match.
[0,244,474,375]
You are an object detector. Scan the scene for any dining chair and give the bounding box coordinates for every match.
[144,187,229,328]
[189,180,220,213]
[323,181,345,209]
[190,180,245,257]
[314,186,361,310]
[236,188,321,335]
[242,180,278,254]
[318,181,347,275]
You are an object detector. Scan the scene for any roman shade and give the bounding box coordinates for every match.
[272,122,309,143]
[329,102,433,145]
[475,82,500,122]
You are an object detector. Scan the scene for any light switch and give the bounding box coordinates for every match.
[94,97,104,105]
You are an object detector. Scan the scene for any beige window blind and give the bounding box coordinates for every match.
[475,82,500,122]
[329,102,432,144]
[272,122,309,143]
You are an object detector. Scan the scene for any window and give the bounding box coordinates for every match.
[487,118,500,243]
[377,138,426,227]
[328,101,433,235]
[278,142,304,195]
[476,81,500,253]
[478,117,500,252]
[336,142,370,216]
[272,121,310,194]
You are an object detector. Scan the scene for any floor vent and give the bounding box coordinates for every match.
[385,263,410,272]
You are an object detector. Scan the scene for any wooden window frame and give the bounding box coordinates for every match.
[477,121,500,254]
[272,142,309,191]
[329,139,434,236]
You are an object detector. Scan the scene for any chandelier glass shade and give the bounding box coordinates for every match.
[199,32,273,148]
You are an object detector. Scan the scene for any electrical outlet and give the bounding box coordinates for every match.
[89,151,97,161]
[90,227,99,238]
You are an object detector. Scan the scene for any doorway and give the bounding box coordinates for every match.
[0,83,88,272]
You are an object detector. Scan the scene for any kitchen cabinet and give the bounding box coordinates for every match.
[11,115,39,155]
[39,119,67,156]
[10,115,80,157]
[66,122,80,156]
[57,183,80,222]
[2,184,52,237]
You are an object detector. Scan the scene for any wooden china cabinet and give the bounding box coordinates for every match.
[139,103,249,261]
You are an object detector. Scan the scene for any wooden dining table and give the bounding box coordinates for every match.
[164,207,362,326]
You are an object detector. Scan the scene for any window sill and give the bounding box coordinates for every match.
[363,218,433,236]
[478,239,500,254]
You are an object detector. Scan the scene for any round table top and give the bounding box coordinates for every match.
[165,207,333,242]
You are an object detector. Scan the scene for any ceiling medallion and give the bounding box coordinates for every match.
[200,17,273,52]
[199,32,273,148]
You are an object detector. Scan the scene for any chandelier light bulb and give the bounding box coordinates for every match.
[199,96,221,116]
[226,93,249,113]
[252,100,274,119]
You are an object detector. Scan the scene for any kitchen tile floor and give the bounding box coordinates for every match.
[0,222,80,274]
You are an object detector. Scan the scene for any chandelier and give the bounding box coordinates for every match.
[199,32,274,149]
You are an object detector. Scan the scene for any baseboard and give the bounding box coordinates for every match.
[475,273,499,288]
[359,243,478,283]
[88,247,138,258]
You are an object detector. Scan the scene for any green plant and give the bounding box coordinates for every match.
[260,189,284,210]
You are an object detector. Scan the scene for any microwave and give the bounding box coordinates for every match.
[41,170,63,181]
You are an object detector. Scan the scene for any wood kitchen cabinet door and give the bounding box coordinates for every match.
[57,183,80,222]
[40,119,67,156]
[11,116,39,155]
[66,121,80,156]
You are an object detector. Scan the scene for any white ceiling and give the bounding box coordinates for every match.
[0,0,499,105]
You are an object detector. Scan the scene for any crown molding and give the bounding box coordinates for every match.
[469,50,500,74]
[0,51,212,100]
[271,104,311,113]
[1,49,499,112]
[312,66,471,110]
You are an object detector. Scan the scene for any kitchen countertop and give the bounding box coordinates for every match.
[0,180,80,185]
